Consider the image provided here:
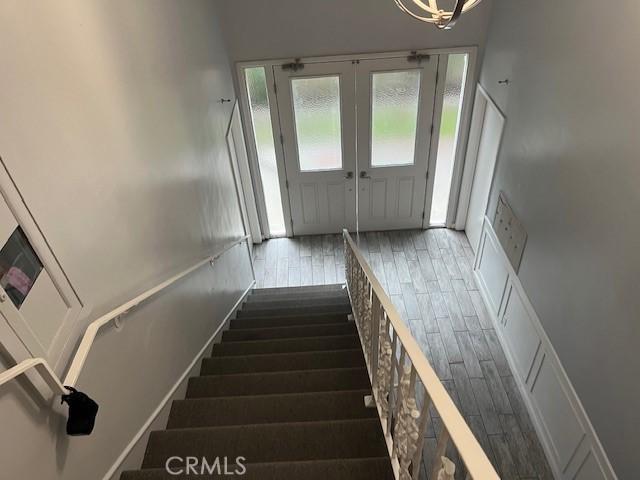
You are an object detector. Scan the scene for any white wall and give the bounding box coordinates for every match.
[0,1,253,479]
[479,1,640,477]
[216,0,493,61]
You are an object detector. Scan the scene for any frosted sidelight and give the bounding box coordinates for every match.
[245,66,286,236]
[371,70,421,167]
[430,54,468,225]
[291,76,343,171]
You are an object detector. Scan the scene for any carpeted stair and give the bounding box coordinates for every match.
[121,284,393,479]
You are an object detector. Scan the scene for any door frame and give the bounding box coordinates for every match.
[236,46,479,237]
[273,60,358,235]
[455,83,506,233]
[0,158,85,372]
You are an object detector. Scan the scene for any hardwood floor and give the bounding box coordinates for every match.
[252,229,553,480]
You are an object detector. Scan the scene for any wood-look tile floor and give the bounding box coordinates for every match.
[253,229,554,480]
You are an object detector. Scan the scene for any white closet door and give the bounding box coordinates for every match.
[465,87,505,252]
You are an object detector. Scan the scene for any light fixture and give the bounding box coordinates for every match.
[394,0,483,30]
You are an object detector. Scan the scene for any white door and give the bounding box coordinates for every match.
[0,174,82,367]
[464,87,505,252]
[274,61,357,235]
[356,57,438,231]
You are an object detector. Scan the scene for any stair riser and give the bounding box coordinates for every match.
[186,368,371,398]
[142,419,388,468]
[244,296,349,309]
[230,314,348,329]
[201,350,365,375]
[251,285,344,296]
[122,458,393,480]
[212,335,359,355]
[167,390,374,428]
[223,323,355,342]
[236,305,351,318]
[247,288,349,302]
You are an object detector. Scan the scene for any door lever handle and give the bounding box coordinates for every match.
[344,171,353,179]
[359,171,371,179]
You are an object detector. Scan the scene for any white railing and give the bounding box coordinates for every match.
[343,229,499,480]
[0,235,251,397]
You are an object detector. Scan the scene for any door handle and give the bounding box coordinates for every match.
[360,171,371,179]
[344,171,353,179]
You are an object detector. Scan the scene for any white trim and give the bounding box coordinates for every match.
[236,46,478,69]
[473,217,617,480]
[422,54,447,228]
[226,101,262,245]
[445,51,478,228]
[102,279,255,480]
[455,84,505,230]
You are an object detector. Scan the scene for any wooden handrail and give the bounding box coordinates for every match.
[343,229,499,480]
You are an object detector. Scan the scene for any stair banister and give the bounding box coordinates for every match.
[343,229,499,480]
[0,236,251,422]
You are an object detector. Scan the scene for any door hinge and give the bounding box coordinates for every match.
[430,124,434,135]
[273,82,277,94]
[280,133,284,144]
[408,51,430,64]
[282,58,304,72]
[422,211,426,220]
[426,171,429,180]
[285,179,289,188]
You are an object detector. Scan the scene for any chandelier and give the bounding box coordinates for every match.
[394,0,483,30]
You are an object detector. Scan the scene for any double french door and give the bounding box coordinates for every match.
[274,55,439,235]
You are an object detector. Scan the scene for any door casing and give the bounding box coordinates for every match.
[236,47,478,237]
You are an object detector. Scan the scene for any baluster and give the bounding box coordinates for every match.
[430,428,453,480]
[370,292,381,390]
[376,312,392,422]
[391,345,407,463]
[386,329,398,437]
[412,383,432,480]
[393,361,422,480]
[362,278,373,364]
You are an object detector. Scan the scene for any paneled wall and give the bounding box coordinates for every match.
[0,1,253,479]
[475,219,615,479]
[478,0,640,477]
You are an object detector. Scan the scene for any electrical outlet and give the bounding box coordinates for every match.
[493,192,527,272]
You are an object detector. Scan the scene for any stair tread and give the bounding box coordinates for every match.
[201,349,365,375]
[244,295,349,307]
[142,418,388,468]
[236,305,351,319]
[212,334,359,355]
[231,313,349,329]
[167,389,375,428]
[223,322,355,341]
[121,457,393,480]
[186,367,371,398]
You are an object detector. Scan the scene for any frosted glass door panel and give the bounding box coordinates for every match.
[274,62,356,235]
[291,76,343,172]
[371,71,421,167]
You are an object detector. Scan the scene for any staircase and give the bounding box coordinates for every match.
[121,284,394,479]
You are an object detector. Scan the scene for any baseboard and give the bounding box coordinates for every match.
[473,217,617,480]
[102,280,255,480]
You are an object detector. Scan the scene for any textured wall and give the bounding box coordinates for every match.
[0,1,253,478]
[480,1,640,476]
[216,0,493,61]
